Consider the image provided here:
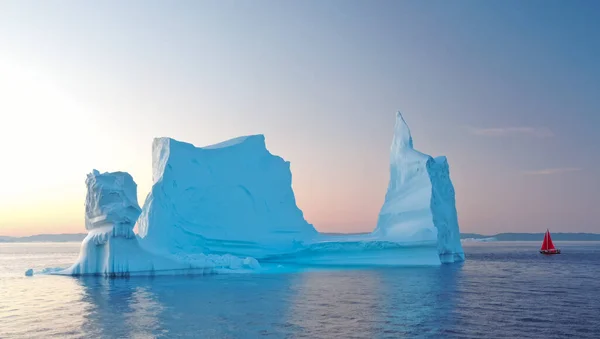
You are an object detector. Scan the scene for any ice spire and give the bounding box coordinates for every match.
[392,111,413,150]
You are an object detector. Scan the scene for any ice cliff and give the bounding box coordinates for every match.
[45,111,463,277]
[136,136,318,259]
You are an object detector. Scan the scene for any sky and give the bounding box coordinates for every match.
[0,0,599,237]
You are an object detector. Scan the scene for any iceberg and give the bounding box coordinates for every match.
[45,111,463,277]
[373,112,465,263]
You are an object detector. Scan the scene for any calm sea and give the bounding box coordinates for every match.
[1,241,599,338]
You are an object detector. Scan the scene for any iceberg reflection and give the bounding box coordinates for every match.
[74,264,461,338]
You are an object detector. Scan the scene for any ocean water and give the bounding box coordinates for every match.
[1,242,599,338]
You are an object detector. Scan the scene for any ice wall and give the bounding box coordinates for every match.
[429,156,465,262]
[136,136,318,258]
[375,112,465,262]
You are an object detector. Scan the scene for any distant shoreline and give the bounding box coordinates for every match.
[1,232,599,243]
[460,232,600,242]
[0,233,87,243]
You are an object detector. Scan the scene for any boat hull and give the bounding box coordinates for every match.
[540,249,561,255]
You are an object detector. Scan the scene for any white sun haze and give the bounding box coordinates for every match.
[0,59,99,235]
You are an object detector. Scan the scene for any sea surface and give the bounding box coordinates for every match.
[1,241,599,338]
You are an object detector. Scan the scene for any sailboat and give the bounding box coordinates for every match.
[540,229,561,254]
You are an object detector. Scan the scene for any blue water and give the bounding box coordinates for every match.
[1,241,599,338]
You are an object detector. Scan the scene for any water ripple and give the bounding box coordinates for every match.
[1,242,600,338]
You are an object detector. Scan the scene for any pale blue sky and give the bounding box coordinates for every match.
[0,0,598,236]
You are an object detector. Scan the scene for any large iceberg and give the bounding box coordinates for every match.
[43,112,463,277]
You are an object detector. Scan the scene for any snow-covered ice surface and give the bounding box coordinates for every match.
[40,112,463,277]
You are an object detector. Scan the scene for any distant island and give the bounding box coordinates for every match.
[1,232,599,243]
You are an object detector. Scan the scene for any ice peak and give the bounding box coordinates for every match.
[393,111,413,149]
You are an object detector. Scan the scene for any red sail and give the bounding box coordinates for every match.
[541,229,556,250]
[546,230,556,250]
[541,230,549,250]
